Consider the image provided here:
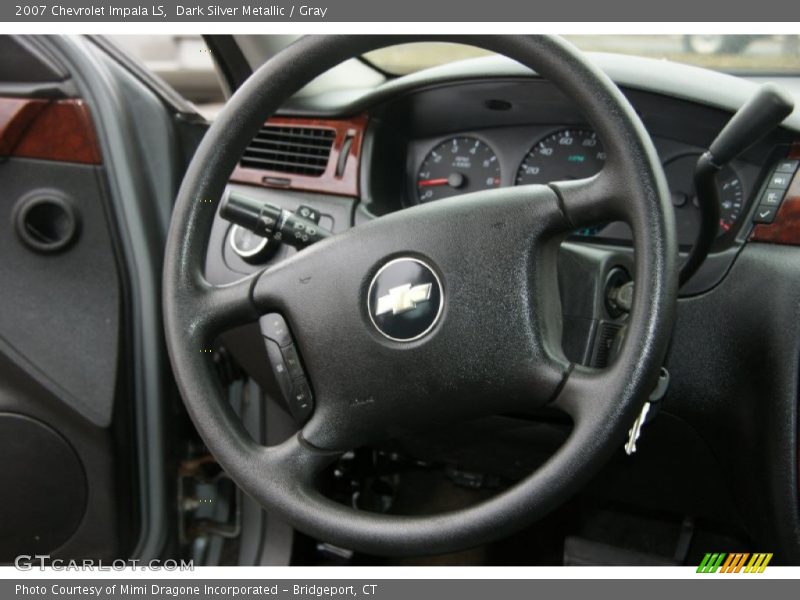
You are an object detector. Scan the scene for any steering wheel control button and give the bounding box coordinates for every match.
[261,315,314,424]
[281,344,305,380]
[290,378,314,420]
[260,313,293,347]
[753,205,778,224]
[368,258,443,342]
[265,339,293,392]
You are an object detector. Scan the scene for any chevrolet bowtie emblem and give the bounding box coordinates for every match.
[375,283,433,316]
[368,257,442,341]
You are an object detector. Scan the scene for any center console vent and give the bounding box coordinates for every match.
[240,125,335,177]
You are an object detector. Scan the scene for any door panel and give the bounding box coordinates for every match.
[0,37,136,563]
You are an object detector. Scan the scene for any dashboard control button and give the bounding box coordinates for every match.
[753,204,779,224]
[260,313,293,347]
[671,191,688,207]
[768,172,792,190]
[296,205,321,224]
[775,160,799,174]
[760,189,785,207]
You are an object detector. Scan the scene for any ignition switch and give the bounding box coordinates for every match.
[605,267,633,317]
[229,224,279,264]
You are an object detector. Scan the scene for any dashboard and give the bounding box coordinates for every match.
[217,63,800,301]
[345,76,779,255]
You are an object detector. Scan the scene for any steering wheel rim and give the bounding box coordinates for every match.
[163,35,678,556]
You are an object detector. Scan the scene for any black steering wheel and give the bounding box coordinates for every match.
[163,35,678,556]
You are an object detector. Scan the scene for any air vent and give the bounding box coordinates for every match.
[240,125,336,177]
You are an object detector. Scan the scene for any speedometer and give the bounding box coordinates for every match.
[416,136,501,203]
[515,129,606,185]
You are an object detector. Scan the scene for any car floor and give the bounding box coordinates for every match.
[287,466,752,567]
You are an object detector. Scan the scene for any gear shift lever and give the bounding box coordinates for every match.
[681,83,794,285]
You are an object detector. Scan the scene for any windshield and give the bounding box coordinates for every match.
[364,36,800,76]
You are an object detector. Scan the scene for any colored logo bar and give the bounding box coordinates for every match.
[697,553,773,573]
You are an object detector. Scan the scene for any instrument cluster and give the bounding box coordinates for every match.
[408,127,749,245]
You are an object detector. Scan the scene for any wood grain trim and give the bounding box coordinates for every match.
[0,98,48,155]
[0,97,101,165]
[229,114,367,197]
[751,143,800,246]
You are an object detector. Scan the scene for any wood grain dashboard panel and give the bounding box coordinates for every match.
[229,114,367,197]
[750,142,800,246]
[0,97,101,165]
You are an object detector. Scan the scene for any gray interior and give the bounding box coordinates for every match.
[1,34,798,566]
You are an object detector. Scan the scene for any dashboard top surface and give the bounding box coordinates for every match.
[280,53,800,135]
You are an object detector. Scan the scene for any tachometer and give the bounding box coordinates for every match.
[515,128,605,185]
[416,136,501,203]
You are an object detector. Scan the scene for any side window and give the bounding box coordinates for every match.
[108,35,224,115]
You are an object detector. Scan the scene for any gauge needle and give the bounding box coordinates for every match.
[418,173,466,189]
[418,178,449,187]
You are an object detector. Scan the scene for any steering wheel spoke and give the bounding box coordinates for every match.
[549,168,623,231]
[182,256,301,345]
[188,272,261,341]
[549,364,606,422]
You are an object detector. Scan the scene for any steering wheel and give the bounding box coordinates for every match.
[163,35,678,556]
